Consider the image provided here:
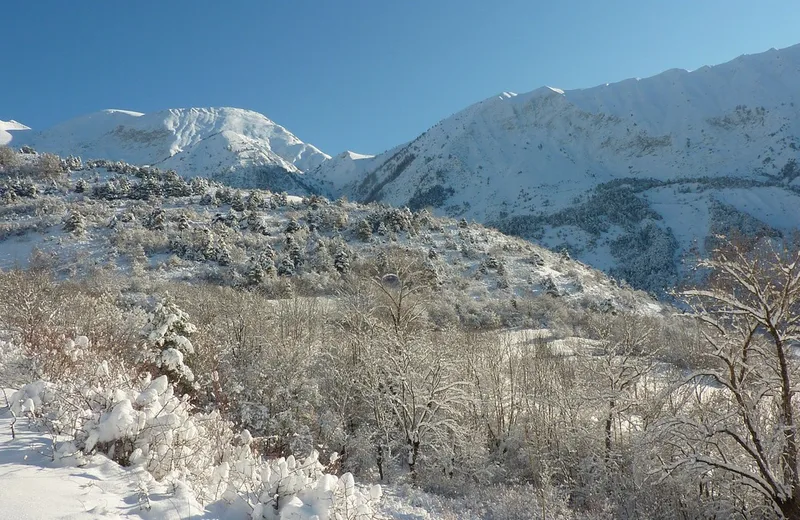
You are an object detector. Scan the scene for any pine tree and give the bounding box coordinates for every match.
[215,239,232,266]
[357,219,373,241]
[311,240,334,273]
[285,218,301,234]
[277,255,295,277]
[141,297,198,397]
[63,210,86,235]
[231,191,246,212]
[246,257,267,286]
[247,190,264,210]
[146,208,166,231]
[376,221,388,236]
[288,239,304,269]
[334,246,350,274]
[178,213,190,231]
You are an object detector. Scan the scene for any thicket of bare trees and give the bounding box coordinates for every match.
[651,240,800,519]
[4,237,800,518]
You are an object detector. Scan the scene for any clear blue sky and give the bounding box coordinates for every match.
[2,0,800,155]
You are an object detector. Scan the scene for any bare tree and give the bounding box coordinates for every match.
[656,239,800,519]
[585,312,658,462]
[26,152,65,181]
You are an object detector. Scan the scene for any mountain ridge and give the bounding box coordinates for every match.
[5,43,800,293]
[6,107,329,190]
[308,43,800,292]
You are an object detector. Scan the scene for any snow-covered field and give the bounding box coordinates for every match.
[0,399,232,519]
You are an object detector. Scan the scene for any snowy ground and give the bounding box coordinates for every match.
[0,400,241,520]
[0,400,457,520]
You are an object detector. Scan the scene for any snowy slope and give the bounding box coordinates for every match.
[0,119,30,145]
[316,44,800,292]
[343,44,800,219]
[305,148,404,197]
[0,404,237,519]
[8,108,329,189]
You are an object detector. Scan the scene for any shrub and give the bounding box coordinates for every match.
[26,152,66,180]
[0,145,20,172]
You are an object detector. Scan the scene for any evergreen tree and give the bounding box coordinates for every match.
[178,213,190,231]
[285,218,301,234]
[231,190,246,212]
[357,219,373,241]
[63,210,86,235]
[74,178,88,194]
[334,246,351,274]
[146,208,166,231]
[277,255,295,277]
[288,239,304,269]
[141,297,198,397]
[247,190,264,210]
[215,239,232,266]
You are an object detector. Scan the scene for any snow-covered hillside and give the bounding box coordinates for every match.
[313,44,800,292]
[8,108,329,190]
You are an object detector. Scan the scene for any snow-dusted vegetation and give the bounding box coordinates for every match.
[5,149,800,518]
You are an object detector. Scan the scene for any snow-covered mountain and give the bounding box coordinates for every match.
[304,148,404,197]
[0,119,30,145]
[8,107,329,190]
[313,44,800,293]
[7,44,800,293]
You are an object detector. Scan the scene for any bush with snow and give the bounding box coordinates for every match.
[9,364,381,519]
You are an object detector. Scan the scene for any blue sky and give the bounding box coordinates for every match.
[2,0,800,155]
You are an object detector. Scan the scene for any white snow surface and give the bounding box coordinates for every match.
[7,107,330,182]
[0,119,30,145]
[0,403,238,519]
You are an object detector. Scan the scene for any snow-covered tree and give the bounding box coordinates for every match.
[0,145,20,173]
[334,246,350,274]
[74,178,88,193]
[356,219,373,242]
[63,210,86,235]
[146,208,166,231]
[657,239,800,518]
[141,297,198,397]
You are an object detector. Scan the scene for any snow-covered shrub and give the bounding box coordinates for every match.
[23,152,66,180]
[11,367,382,519]
[8,380,56,418]
[248,451,382,520]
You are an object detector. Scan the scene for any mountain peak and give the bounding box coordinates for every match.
[0,119,31,145]
[340,150,375,160]
[7,107,330,185]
